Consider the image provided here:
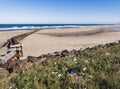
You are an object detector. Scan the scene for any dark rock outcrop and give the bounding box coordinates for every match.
[27,56,38,63]
[61,49,69,57]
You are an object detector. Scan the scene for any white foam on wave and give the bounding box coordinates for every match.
[41,25,83,30]
[0,25,87,31]
[0,26,42,31]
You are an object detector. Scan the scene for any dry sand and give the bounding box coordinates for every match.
[0,26,120,59]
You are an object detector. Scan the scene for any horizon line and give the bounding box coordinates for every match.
[0,23,116,24]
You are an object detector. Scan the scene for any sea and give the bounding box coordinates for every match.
[0,24,112,32]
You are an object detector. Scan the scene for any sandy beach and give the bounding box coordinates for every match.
[0,26,120,59]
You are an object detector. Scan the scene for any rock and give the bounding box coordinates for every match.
[27,56,38,63]
[105,43,111,48]
[90,46,98,50]
[39,54,48,58]
[70,49,79,56]
[77,50,82,54]
[7,60,22,73]
[98,45,103,48]
[38,53,54,60]
[61,49,69,57]
[53,51,61,58]
[109,42,116,46]
[0,68,9,79]
[85,47,90,50]
[46,53,54,58]
[37,58,47,64]
[118,40,120,43]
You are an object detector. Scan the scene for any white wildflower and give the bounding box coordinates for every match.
[54,62,57,65]
[72,57,77,63]
[51,72,58,75]
[69,74,74,77]
[58,74,63,77]
[84,60,89,64]
[83,67,87,71]
[105,52,110,56]
[9,86,12,89]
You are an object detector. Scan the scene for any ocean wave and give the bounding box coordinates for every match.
[41,25,83,29]
[0,25,83,31]
[0,24,108,32]
[0,26,42,31]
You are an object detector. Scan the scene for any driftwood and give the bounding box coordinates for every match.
[0,43,23,69]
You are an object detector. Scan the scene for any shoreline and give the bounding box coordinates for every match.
[0,25,120,59]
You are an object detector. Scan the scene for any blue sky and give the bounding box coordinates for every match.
[0,0,119,24]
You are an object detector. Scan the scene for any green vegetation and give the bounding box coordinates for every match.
[0,44,120,89]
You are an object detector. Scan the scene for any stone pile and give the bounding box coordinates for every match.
[0,40,120,79]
